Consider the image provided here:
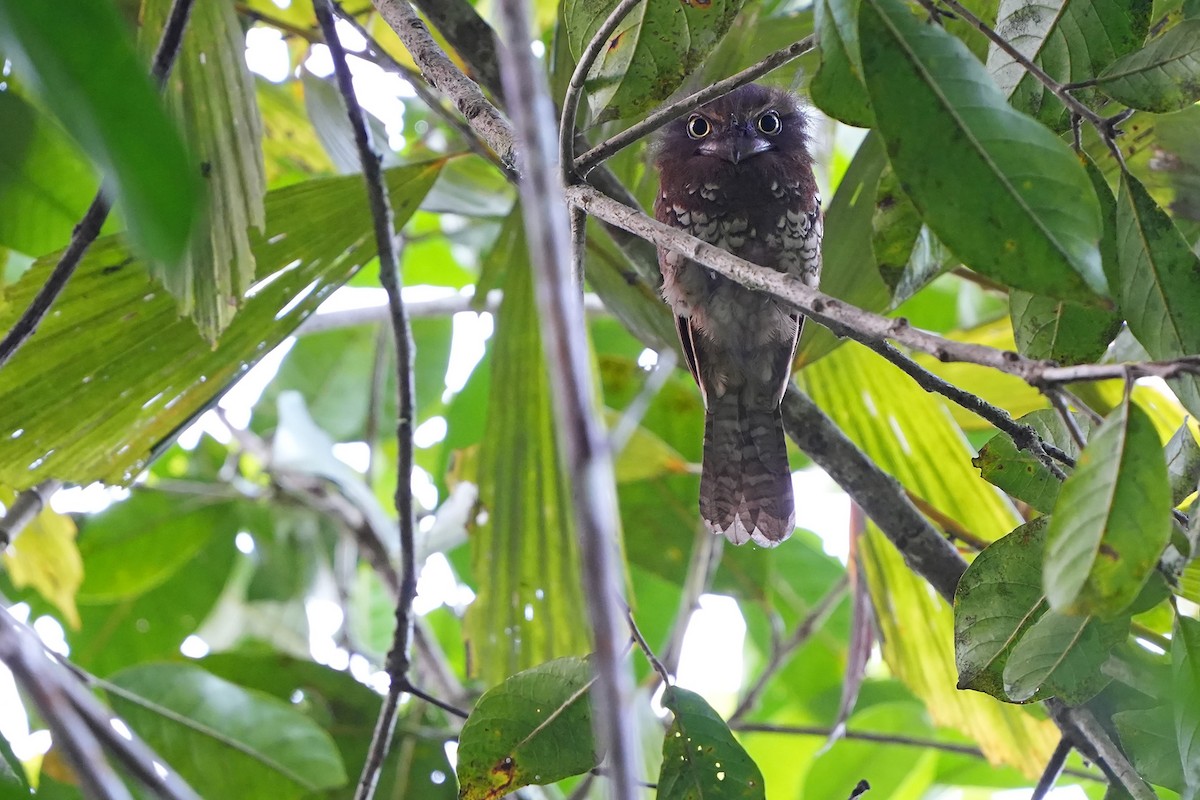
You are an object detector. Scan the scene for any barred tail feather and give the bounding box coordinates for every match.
[700,397,795,547]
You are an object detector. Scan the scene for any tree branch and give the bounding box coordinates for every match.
[494,0,641,797]
[370,0,515,169]
[0,0,197,370]
[312,3,421,798]
[729,576,849,724]
[0,479,62,548]
[573,36,815,176]
[558,0,644,173]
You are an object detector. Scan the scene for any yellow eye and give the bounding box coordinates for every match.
[758,110,782,135]
[686,115,711,140]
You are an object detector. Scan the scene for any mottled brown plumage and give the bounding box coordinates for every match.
[653,83,822,547]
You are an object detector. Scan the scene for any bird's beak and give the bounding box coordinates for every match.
[698,135,774,165]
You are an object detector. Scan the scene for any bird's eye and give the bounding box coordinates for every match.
[758,110,782,135]
[686,115,711,140]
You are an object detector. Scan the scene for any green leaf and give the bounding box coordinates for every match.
[811,0,873,127]
[0,0,201,265]
[1174,616,1200,792]
[1009,0,1151,126]
[0,91,99,257]
[658,686,766,800]
[802,342,1062,772]
[464,211,591,685]
[1009,291,1121,364]
[0,160,442,490]
[1116,169,1200,420]
[141,0,267,340]
[564,0,745,121]
[1114,705,1188,793]
[108,663,347,798]
[985,0,1068,98]
[456,657,597,800]
[1096,19,1200,112]
[803,703,937,800]
[973,408,1088,515]
[0,732,28,794]
[873,164,955,304]
[955,518,1052,701]
[857,0,1106,301]
[1166,423,1200,505]
[76,490,224,603]
[1044,399,1172,617]
[1001,607,1124,703]
[797,133,891,364]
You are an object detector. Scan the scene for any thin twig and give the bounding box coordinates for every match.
[566,183,1200,390]
[1046,388,1089,449]
[1050,703,1156,800]
[625,607,671,685]
[732,722,1102,781]
[0,0,197,370]
[661,527,720,676]
[558,0,643,176]
[904,491,993,552]
[849,336,1068,479]
[312,4,419,798]
[0,479,62,548]
[1032,739,1073,800]
[574,36,815,174]
[495,0,641,797]
[330,3,514,178]
[729,576,849,724]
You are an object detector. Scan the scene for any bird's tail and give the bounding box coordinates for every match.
[700,396,795,547]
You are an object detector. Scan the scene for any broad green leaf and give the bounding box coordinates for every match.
[811,0,873,127]
[985,0,1068,97]
[108,663,347,798]
[564,0,746,121]
[0,160,442,489]
[142,0,267,340]
[858,0,1106,300]
[256,79,338,185]
[1175,616,1200,792]
[1044,399,1172,617]
[803,703,937,800]
[464,212,590,685]
[0,0,201,265]
[0,486,81,628]
[1002,607,1124,703]
[1116,167,1200,420]
[1166,423,1200,505]
[973,408,1087,515]
[658,686,765,800]
[797,133,891,364]
[64,513,239,676]
[75,489,224,603]
[955,518,1052,701]
[1096,19,1200,112]
[200,652,456,800]
[1009,0,1151,126]
[1114,705,1188,793]
[802,342,1060,775]
[0,91,100,257]
[456,657,597,800]
[1009,291,1121,365]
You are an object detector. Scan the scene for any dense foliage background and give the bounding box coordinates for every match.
[1,0,1200,797]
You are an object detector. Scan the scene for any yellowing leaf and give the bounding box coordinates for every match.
[1,487,82,628]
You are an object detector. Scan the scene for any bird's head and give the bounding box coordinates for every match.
[654,84,811,185]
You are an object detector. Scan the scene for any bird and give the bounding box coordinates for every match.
[652,83,822,548]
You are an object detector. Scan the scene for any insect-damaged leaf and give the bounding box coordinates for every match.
[456,657,597,800]
[564,0,745,121]
[1044,398,1172,617]
[973,408,1089,515]
[658,686,765,800]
